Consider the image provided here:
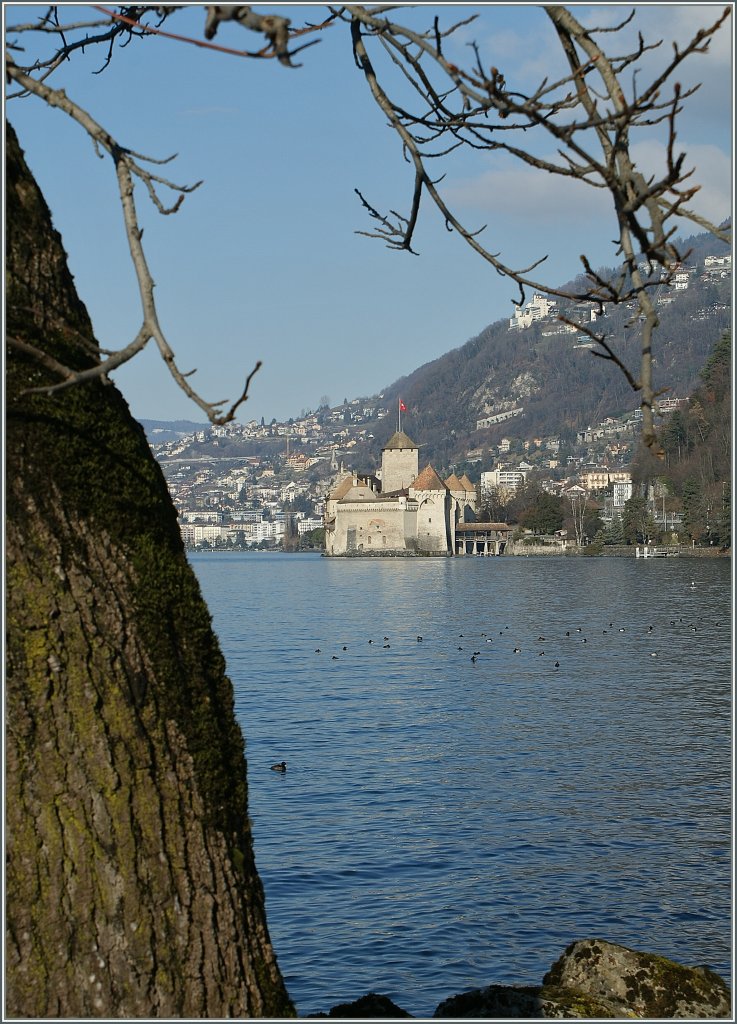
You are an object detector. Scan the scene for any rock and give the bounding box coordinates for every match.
[433,982,621,1018]
[311,991,414,1018]
[311,941,730,1020]
[434,940,731,1018]
[543,938,732,1019]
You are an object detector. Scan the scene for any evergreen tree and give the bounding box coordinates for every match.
[519,492,564,534]
[661,410,693,466]
[603,518,626,545]
[622,495,657,543]
[682,477,704,540]
[712,485,731,548]
[699,330,731,399]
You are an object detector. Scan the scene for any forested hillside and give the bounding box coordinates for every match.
[632,330,731,547]
[142,231,730,481]
[367,233,730,465]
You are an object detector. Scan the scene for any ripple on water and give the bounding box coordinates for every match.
[192,553,731,1017]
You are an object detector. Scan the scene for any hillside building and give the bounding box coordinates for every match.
[580,468,632,490]
[480,466,527,493]
[476,407,524,429]
[324,431,495,555]
[508,293,557,331]
[613,480,633,507]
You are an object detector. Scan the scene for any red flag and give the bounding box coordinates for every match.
[399,399,407,412]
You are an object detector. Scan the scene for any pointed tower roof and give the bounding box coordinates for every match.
[412,464,448,491]
[383,430,417,451]
[444,473,465,492]
[459,474,475,491]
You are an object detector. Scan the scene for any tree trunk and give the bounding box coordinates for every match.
[5,123,294,1018]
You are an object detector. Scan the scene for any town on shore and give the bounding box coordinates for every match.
[148,398,727,559]
[146,247,729,557]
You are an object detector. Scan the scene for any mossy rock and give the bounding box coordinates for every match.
[433,982,621,1018]
[544,939,731,1018]
[432,939,730,1018]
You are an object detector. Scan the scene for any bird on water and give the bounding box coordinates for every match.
[270,761,287,772]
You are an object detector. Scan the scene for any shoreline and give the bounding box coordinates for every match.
[187,546,730,558]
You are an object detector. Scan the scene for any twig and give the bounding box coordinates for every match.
[6,56,259,424]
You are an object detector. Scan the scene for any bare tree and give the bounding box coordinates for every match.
[5,4,731,446]
[478,482,511,524]
[566,488,590,547]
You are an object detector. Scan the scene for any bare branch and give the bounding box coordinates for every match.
[561,319,640,391]
[7,3,731,447]
[343,2,729,447]
[5,54,257,424]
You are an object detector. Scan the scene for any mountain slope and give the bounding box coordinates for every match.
[370,239,730,464]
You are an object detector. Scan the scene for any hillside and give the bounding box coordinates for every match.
[368,238,730,465]
[142,231,730,474]
[140,419,208,443]
[632,330,731,547]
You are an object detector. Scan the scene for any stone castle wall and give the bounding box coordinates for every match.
[330,502,415,554]
[382,446,419,493]
[415,493,452,553]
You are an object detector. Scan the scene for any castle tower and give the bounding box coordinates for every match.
[411,464,452,554]
[381,431,419,493]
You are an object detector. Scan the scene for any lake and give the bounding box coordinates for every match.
[190,552,732,1018]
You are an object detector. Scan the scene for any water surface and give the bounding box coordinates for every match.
[191,553,732,1017]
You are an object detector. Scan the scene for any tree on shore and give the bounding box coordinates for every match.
[6,124,293,1019]
[622,494,659,544]
[566,491,588,547]
[564,490,604,547]
[518,491,565,536]
[477,483,512,524]
[4,5,731,1017]
[282,512,301,551]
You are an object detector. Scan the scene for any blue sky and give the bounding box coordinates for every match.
[5,3,733,425]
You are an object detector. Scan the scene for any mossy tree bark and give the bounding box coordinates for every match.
[5,123,294,1018]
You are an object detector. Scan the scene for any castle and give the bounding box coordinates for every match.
[324,431,508,556]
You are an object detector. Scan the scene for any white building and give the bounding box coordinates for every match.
[613,480,633,507]
[704,254,731,268]
[179,524,228,546]
[508,293,557,331]
[480,466,527,492]
[298,517,324,535]
[181,510,224,524]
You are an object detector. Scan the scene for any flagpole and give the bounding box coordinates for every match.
[398,397,401,433]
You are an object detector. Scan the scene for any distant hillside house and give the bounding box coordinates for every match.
[324,431,488,556]
[580,468,632,490]
[480,466,527,492]
[508,292,557,331]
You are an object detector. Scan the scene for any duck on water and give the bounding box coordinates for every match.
[270,761,287,772]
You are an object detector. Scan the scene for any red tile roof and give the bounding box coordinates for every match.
[412,464,448,491]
